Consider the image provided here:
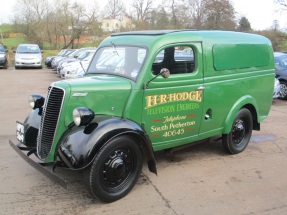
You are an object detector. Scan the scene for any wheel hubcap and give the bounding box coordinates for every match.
[103,149,131,186]
[110,158,126,178]
[232,119,245,144]
[280,84,287,98]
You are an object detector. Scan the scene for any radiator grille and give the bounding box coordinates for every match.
[37,86,64,159]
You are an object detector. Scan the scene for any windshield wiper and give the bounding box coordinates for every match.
[79,61,86,74]
[111,42,119,56]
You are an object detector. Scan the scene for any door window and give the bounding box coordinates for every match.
[152,46,195,76]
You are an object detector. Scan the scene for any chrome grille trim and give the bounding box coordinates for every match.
[37,85,65,160]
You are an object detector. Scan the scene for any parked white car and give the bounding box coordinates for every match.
[60,50,96,78]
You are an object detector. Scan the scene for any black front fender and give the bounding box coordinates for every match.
[22,108,41,147]
[58,116,157,174]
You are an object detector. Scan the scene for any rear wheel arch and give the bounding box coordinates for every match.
[223,96,258,134]
[242,104,259,130]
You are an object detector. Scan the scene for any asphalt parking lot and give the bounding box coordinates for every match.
[0,67,287,215]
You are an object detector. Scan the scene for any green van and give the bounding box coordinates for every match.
[10,30,275,202]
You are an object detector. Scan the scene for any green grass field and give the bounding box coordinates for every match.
[2,37,27,49]
[0,24,13,33]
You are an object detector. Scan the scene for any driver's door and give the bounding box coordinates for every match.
[142,43,204,151]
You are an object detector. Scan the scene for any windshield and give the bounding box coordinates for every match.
[87,46,147,81]
[17,45,40,54]
[0,45,4,52]
[275,55,287,70]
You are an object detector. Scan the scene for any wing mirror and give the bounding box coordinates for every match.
[145,68,170,89]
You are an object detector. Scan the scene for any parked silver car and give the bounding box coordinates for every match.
[0,44,8,69]
[14,44,43,69]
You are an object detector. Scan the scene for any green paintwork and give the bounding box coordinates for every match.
[213,44,272,70]
[42,30,275,161]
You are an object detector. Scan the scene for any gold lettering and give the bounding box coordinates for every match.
[146,95,158,108]
[160,94,167,104]
[146,90,203,109]
[196,90,202,102]
[169,93,176,102]
[176,93,182,101]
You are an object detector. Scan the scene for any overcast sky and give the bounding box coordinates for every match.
[0,0,286,31]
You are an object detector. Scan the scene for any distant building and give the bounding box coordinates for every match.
[101,17,135,32]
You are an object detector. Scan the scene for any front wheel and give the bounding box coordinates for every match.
[85,135,143,203]
[3,61,8,69]
[222,108,253,154]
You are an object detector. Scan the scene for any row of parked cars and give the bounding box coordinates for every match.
[45,47,97,79]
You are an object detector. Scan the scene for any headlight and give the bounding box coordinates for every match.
[28,94,45,109]
[70,68,79,74]
[73,107,95,126]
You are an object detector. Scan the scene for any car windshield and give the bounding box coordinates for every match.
[87,46,147,81]
[275,55,287,70]
[77,50,95,60]
[17,45,40,54]
[0,45,4,52]
[82,53,95,62]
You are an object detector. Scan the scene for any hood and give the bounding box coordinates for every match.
[275,68,287,79]
[56,75,132,120]
[16,53,41,59]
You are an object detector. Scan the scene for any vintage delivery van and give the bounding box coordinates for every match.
[10,30,275,202]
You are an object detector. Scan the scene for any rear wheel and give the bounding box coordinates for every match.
[222,108,253,154]
[85,135,143,203]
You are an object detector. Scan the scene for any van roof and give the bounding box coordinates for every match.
[102,30,272,56]
[108,30,270,45]
[111,29,195,36]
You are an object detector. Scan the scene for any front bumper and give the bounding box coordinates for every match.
[9,139,67,189]
[15,61,42,67]
[0,58,7,66]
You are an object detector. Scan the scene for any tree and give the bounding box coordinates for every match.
[12,0,100,49]
[12,0,50,48]
[187,0,206,29]
[238,16,252,32]
[130,0,153,29]
[274,0,287,9]
[161,0,189,29]
[103,0,126,19]
[149,8,170,30]
[202,0,236,30]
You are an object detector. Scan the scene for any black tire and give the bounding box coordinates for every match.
[279,80,287,100]
[3,61,8,69]
[85,135,143,203]
[15,66,19,70]
[222,108,253,154]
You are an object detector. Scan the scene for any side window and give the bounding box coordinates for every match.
[152,46,195,75]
